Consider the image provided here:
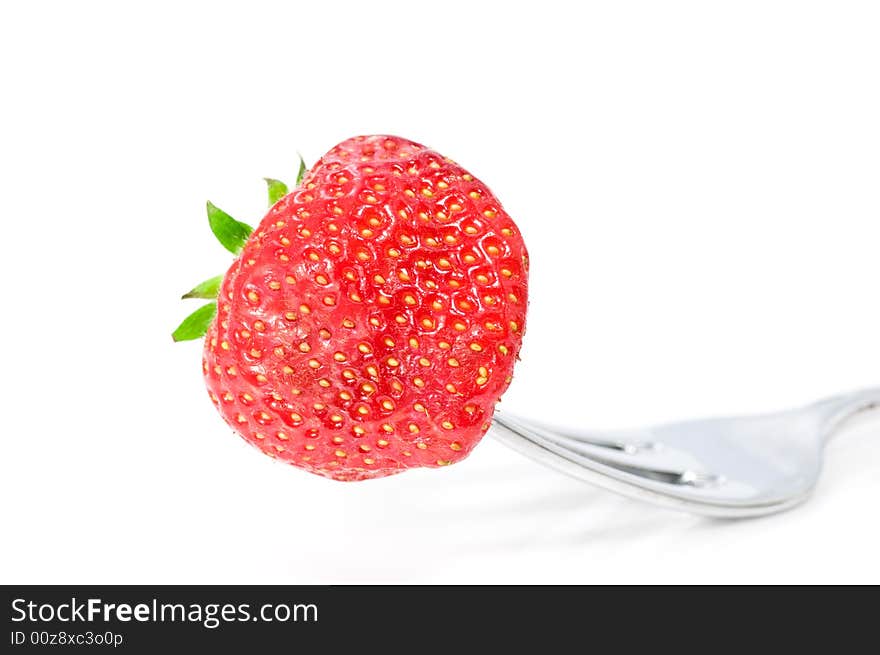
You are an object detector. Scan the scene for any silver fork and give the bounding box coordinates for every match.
[491,388,880,518]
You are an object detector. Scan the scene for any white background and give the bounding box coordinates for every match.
[1,1,878,584]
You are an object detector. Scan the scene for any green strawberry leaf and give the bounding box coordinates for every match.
[207,201,253,255]
[264,178,288,206]
[172,302,217,342]
[182,274,223,300]
[296,154,307,186]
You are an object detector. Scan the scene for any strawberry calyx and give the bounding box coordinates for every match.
[206,201,254,255]
[181,275,223,300]
[171,156,307,342]
[171,302,217,342]
[264,178,288,205]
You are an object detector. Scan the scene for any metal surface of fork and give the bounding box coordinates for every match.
[490,388,880,518]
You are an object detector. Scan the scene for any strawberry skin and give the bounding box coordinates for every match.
[202,135,528,480]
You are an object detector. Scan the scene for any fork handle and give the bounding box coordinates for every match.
[809,387,880,442]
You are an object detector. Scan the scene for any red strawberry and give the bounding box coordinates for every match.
[175,135,528,480]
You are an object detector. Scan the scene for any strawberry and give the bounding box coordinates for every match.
[174,135,528,480]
